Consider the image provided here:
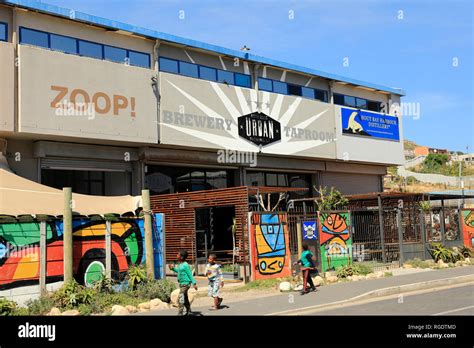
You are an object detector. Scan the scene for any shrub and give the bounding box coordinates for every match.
[52,279,95,309]
[428,242,465,263]
[25,295,55,315]
[459,246,473,258]
[336,263,373,278]
[0,298,17,316]
[127,265,148,290]
[134,279,176,303]
[314,186,348,211]
[93,273,116,294]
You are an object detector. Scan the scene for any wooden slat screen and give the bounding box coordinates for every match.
[150,186,250,263]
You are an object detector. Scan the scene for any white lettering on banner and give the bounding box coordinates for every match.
[50,86,136,117]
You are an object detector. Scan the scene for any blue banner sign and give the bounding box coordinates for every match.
[302,221,318,240]
[341,108,400,141]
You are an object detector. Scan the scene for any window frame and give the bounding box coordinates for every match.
[0,22,8,42]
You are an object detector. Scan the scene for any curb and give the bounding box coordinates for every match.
[268,274,474,315]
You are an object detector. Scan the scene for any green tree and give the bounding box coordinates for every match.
[421,153,449,173]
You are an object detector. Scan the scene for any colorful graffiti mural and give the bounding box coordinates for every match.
[461,209,474,248]
[0,214,164,289]
[250,213,291,280]
[319,212,352,272]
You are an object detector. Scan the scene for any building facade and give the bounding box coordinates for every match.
[0,0,405,198]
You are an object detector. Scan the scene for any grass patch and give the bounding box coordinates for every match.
[384,272,393,277]
[404,258,432,269]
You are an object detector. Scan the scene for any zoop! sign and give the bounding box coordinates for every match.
[50,85,137,117]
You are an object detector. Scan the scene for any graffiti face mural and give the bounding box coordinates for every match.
[461,209,474,248]
[0,214,164,289]
[250,213,291,280]
[319,212,352,272]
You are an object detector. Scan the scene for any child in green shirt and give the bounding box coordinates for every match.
[293,244,317,295]
[171,250,198,315]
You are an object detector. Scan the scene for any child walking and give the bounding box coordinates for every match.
[293,244,318,295]
[170,250,198,316]
[205,253,224,310]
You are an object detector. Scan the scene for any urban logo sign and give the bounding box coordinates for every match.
[238,112,281,147]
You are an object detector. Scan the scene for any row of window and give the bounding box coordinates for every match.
[9,26,385,112]
[159,57,252,88]
[0,22,7,42]
[333,93,382,112]
[258,77,329,102]
[19,27,151,68]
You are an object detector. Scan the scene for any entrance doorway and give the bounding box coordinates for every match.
[195,206,235,273]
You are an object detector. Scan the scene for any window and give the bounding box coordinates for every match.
[19,27,150,68]
[179,61,199,78]
[288,84,302,96]
[217,70,234,85]
[145,166,232,194]
[258,78,273,92]
[356,97,368,110]
[334,92,381,112]
[0,22,7,42]
[199,66,217,81]
[50,34,77,54]
[104,45,127,63]
[273,81,288,94]
[367,100,381,112]
[344,95,356,107]
[20,27,49,48]
[159,57,179,73]
[333,93,345,105]
[159,56,251,87]
[315,89,328,102]
[129,51,150,68]
[235,73,251,88]
[79,40,103,59]
[301,87,315,98]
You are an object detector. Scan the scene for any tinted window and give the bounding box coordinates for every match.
[179,61,199,78]
[301,87,315,99]
[273,81,288,94]
[129,51,150,68]
[235,73,251,88]
[104,45,127,63]
[333,93,344,105]
[344,95,356,107]
[159,57,179,73]
[367,100,381,112]
[0,23,7,42]
[258,78,273,91]
[288,84,302,96]
[79,40,103,59]
[20,28,49,48]
[217,70,234,84]
[50,34,77,54]
[199,66,217,81]
[356,98,368,109]
[315,89,327,102]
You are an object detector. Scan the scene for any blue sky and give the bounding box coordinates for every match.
[44,0,474,152]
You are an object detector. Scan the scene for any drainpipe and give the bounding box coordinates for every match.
[153,40,161,144]
[12,9,19,133]
[253,64,260,112]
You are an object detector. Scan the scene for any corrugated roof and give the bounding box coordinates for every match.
[3,0,405,96]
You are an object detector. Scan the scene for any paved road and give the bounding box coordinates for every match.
[140,266,474,316]
[306,284,474,315]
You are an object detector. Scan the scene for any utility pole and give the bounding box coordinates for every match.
[142,189,155,279]
[63,187,73,282]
